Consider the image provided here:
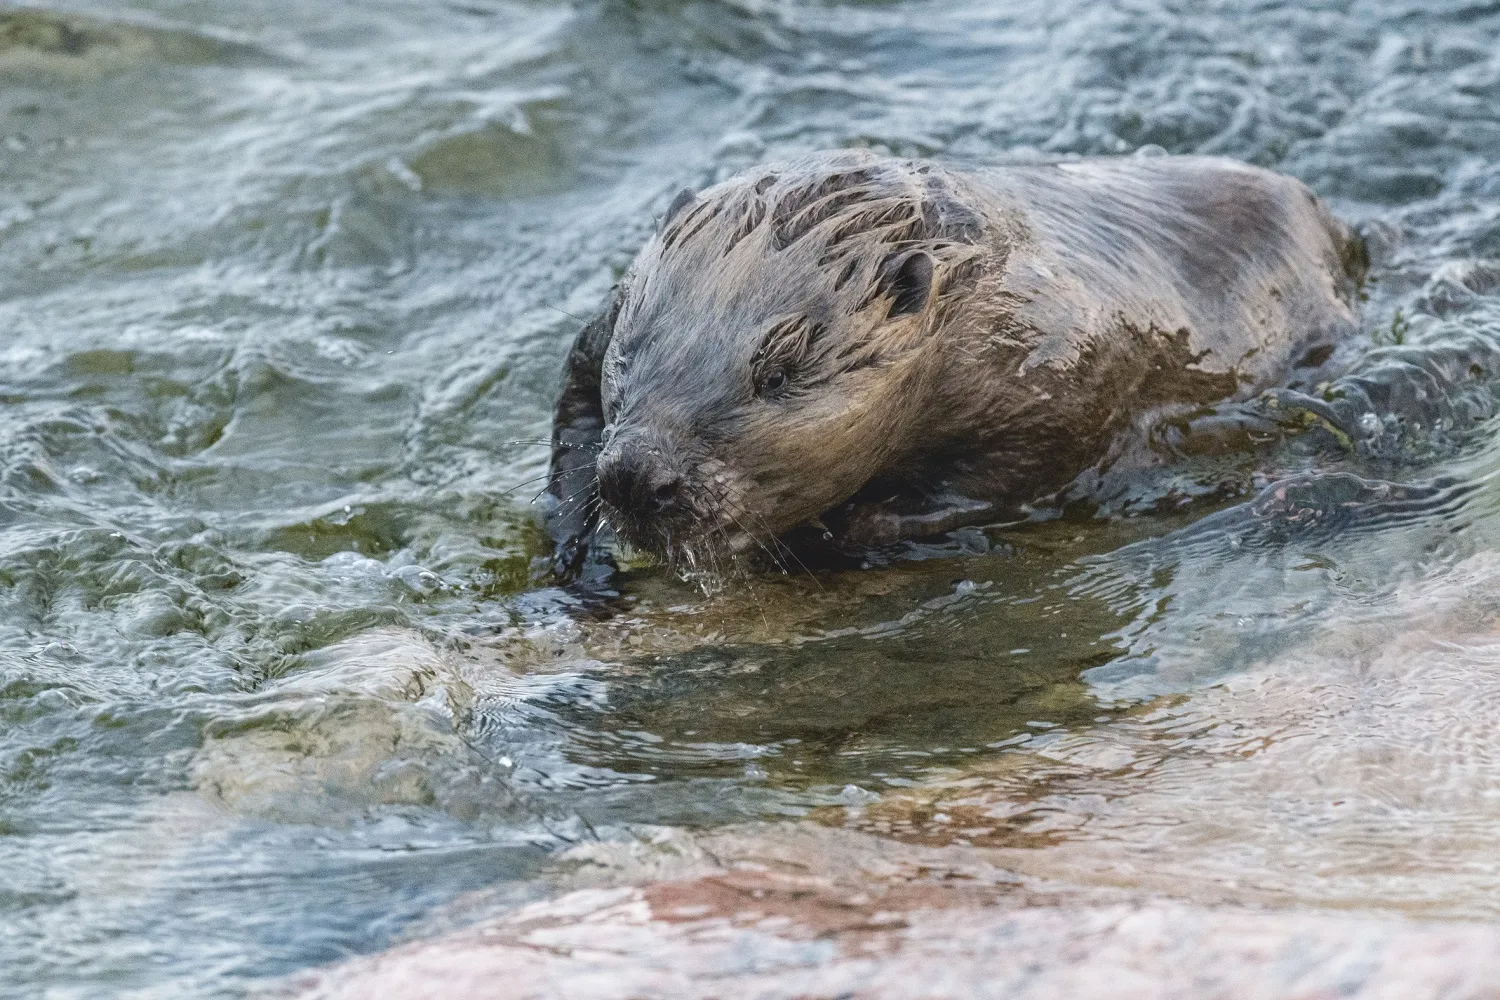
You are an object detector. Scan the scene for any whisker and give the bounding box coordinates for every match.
[533,470,600,505]
[728,508,790,578]
[547,481,599,510]
[496,470,568,500]
[499,437,601,454]
[763,520,822,591]
[720,522,768,625]
[545,304,590,324]
[717,480,824,591]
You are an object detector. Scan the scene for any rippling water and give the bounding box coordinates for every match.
[3,1,1500,996]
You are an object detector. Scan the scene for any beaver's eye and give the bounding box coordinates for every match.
[756,368,789,396]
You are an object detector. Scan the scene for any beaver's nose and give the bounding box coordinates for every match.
[596,439,687,521]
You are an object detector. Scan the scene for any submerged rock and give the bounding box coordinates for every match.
[273,546,1500,999]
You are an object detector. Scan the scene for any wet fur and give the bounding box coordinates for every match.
[544,150,1365,579]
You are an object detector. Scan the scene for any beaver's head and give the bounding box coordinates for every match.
[593,151,987,569]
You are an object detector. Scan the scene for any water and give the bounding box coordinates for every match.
[2,0,1499,995]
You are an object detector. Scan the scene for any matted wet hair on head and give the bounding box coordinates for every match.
[655,152,988,321]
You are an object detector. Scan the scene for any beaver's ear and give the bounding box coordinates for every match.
[879,251,934,318]
[660,188,697,231]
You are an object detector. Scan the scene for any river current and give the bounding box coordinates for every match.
[2,1,1500,996]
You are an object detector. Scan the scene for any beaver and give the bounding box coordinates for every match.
[543,150,1366,579]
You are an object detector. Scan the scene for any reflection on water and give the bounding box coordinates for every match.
[826,547,1500,919]
[3,0,1500,996]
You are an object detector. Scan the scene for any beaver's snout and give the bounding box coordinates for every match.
[596,436,690,528]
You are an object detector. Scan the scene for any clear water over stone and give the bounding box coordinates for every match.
[2,0,1500,996]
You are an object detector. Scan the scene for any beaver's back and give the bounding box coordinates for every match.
[967,156,1364,398]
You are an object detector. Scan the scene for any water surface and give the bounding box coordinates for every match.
[3,0,1500,995]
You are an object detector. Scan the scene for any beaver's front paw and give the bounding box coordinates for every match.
[824,502,906,551]
[820,491,1000,552]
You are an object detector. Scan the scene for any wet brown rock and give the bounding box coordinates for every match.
[280,867,1500,1000]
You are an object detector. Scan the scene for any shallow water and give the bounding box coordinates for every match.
[2,0,1500,996]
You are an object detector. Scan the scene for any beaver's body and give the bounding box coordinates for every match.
[544,151,1365,576]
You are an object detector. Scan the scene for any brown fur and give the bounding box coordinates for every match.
[545,150,1364,576]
